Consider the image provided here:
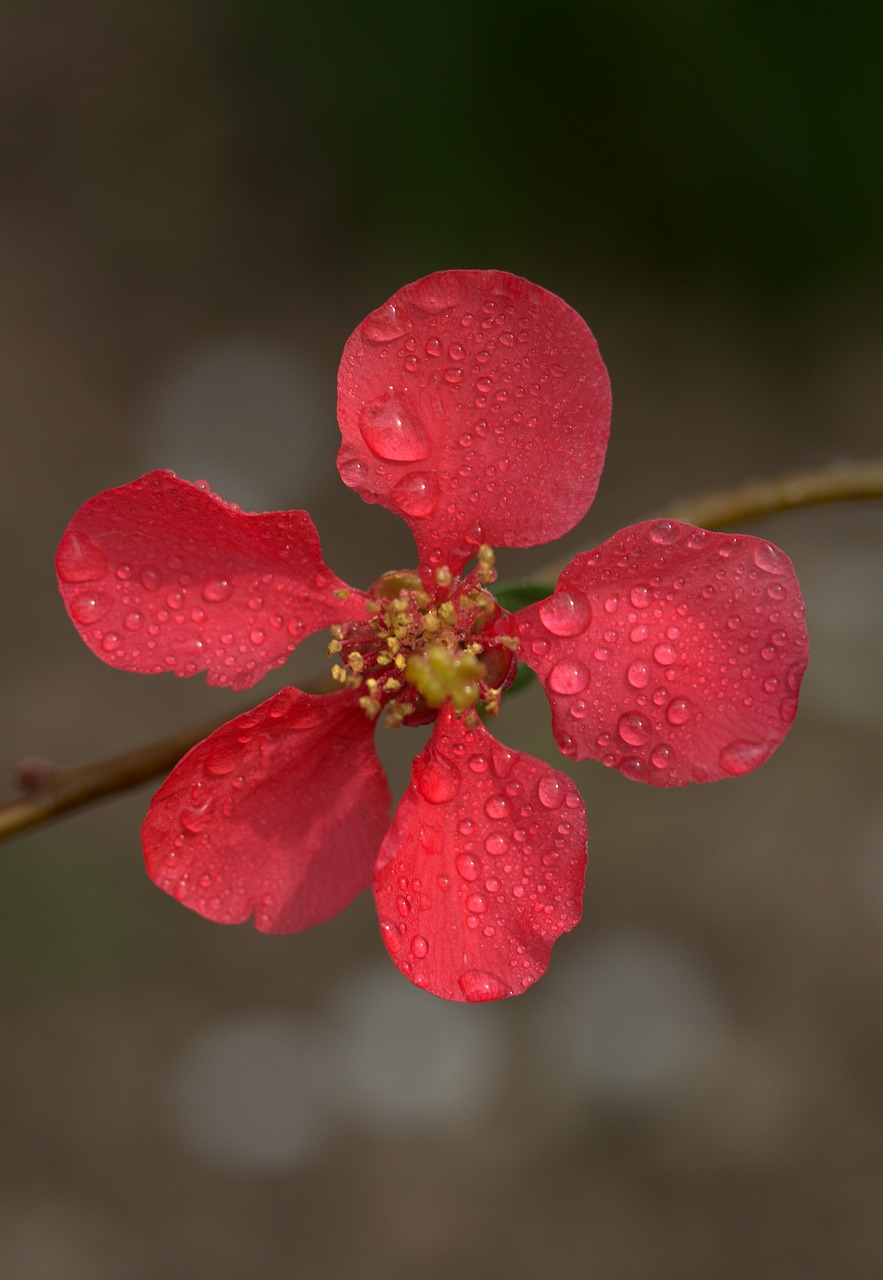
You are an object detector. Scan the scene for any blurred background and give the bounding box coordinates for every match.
[2,1,882,1276]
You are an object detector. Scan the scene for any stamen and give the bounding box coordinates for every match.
[477,544,496,584]
[404,644,486,711]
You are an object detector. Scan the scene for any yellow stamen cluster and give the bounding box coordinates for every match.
[404,644,486,711]
[329,550,510,725]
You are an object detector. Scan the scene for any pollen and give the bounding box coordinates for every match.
[477,544,496,584]
[329,552,516,725]
[404,644,486,712]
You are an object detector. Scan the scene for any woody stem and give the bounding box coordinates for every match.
[1,457,881,844]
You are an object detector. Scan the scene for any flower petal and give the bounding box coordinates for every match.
[142,687,391,932]
[507,520,808,785]
[337,270,611,571]
[374,706,587,1002]
[57,472,369,689]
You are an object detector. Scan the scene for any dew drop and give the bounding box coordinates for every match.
[538,589,592,637]
[666,697,692,725]
[359,397,430,461]
[362,302,410,342]
[465,893,488,914]
[338,457,365,488]
[392,471,438,517]
[69,592,111,625]
[57,533,109,584]
[101,632,121,652]
[650,743,674,770]
[456,852,480,881]
[630,585,652,609]
[180,802,211,834]
[780,697,798,723]
[417,759,459,803]
[619,756,647,781]
[410,935,429,958]
[547,659,589,695]
[537,775,564,809]
[753,542,788,574]
[484,795,510,820]
[203,579,233,603]
[718,739,771,776]
[653,642,678,666]
[484,832,508,856]
[458,970,510,1002]
[617,712,650,746]
[649,520,680,545]
[626,660,651,689]
[468,753,490,774]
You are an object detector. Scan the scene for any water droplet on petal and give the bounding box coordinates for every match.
[650,743,674,770]
[538,590,592,637]
[57,533,109,584]
[456,853,480,881]
[465,893,488,914]
[666,697,692,725]
[626,661,651,689]
[203,579,233,603]
[485,795,510,820]
[484,832,508,856]
[338,457,365,488]
[653,642,678,666]
[719,739,772,776]
[359,398,429,461]
[69,592,111,624]
[617,712,650,746]
[753,542,788,574]
[410,935,429,958]
[649,520,680,545]
[417,758,459,804]
[180,802,212,834]
[537,775,564,809]
[392,471,438,517]
[362,302,410,342]
[458,969,511,1001]
[547,659,590,695]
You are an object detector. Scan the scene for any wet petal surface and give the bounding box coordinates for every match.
[56,472,369,689]
[142,687,391,931]
[374,706,587,1001]
[509,520,808,785]
[337,270,611,571]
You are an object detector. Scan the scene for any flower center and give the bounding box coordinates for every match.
[328,546,518,726]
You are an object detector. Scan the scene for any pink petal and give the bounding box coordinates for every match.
[337,270,611,571]
[374,706,587,1002]
[142,687,391,932]
[508,520,808,785]
[57,472,369,690]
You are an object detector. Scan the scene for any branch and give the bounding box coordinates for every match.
[662,458,883,529]
[533,458,883,584]
[2,458,881,843]
[0,673,333,843]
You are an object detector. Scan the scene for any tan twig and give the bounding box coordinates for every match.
[2,459,881,843]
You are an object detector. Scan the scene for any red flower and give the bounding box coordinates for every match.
[56,270,808,1002]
